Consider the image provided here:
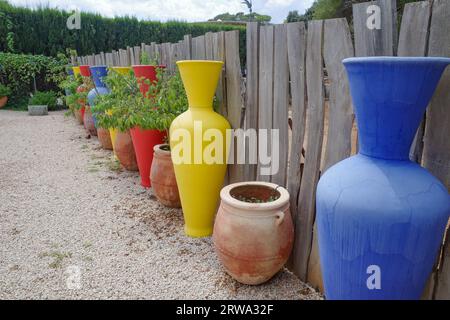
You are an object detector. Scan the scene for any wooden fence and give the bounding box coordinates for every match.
[76,0,450,299]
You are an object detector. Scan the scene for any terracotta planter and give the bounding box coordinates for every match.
[130,127,166,188]
[0,96,8,108]
[83,106,97,136]
[97,127,113,150]
[114,130,138,171]
[150,144,181,208]
[213,182,294,285]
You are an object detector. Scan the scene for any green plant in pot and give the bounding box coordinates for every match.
[59,75,81,116]
[93,69,140,170]
[28,91,57,116]
[0,84,11,108]
[149,69,188,207]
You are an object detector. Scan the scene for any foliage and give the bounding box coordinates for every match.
[0,1,245,58]
[60,74,83,112]
[28,91,58,109]
[0,52,68,109]
[285,10,303,23]
[93,68,188,134]
[0,83,11,97]
[296,0,418,22]
[210,12,271,23]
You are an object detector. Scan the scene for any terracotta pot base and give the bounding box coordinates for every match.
[83,106,97,136]
[97,127,113,150]
[0,96,8,108]
[114,130,138,171]
[150,144,181,208]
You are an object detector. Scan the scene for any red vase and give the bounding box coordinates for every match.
[132,65,165,97]
[79,65,92,77]
[130,127,166,188]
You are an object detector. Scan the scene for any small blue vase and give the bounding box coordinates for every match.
[88,66,109,128]
[316,57,450,300]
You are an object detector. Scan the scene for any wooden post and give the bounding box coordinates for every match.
[291,20,325,282]
[257,25,274,182]
[271,24,289,186]
[245,22,260,181]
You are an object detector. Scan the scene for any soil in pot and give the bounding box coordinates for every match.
[213,182,294,285]
[150,144,181,208]
[97,127,113,150]
[114,130,138,171]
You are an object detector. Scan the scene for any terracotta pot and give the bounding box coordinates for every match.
[83,106,97,136]
[150,144,181,208]
[130,127,166,188]
[213,182,294,285]
[114,130,138,171]
[97,127,113,150]
[0,96,8,108]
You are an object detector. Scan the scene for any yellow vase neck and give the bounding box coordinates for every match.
[177,60,223,109]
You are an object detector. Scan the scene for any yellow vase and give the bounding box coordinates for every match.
[72,66,81,77]
[108,66,131,158]
[170,60,231,238]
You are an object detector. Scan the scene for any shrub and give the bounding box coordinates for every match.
[0,52,68,109]
[28,91,58,110]
[0,83,11,97]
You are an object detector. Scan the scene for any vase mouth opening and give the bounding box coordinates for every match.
[154,143,171,154]
[343,56,450,66]
[176,60,224,66]
[221,182,289,210]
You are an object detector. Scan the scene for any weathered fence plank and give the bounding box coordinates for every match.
[353,0,397,56]
[398,1,431,164]
[423,0,450,300]
[183,35,192,60]
[271,24,289,186]
[322,18,354,172]
[244,22,260,181]
[306,17,355,291]
[286,21,307,249]
[192,35,206,60]
[257,25,274,182]
[225,30,245,183]
[291,20,325,282]
[205,32,214,60]
[213,32,227,117]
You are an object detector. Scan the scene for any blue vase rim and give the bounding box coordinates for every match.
[343,56,450,66]
[89,65,108,70]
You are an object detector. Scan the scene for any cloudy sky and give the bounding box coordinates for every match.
[8,0,314,23]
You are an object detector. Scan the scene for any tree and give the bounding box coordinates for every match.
[285,10,302,23]
[209,12,271,23]
[242,0,253,14]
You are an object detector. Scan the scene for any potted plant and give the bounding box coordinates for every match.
[149,71,188,207]
[213,182,294,285]
[28,91,57,116]
[129,63,168,188]
[93,68,138,171]
[0,84,11,108]
[59,73,81,116]
[79,65,96,135]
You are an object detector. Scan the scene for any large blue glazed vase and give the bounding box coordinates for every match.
[316,57,450,300]
[88,66,109,127]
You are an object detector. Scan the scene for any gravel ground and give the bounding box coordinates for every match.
[0,110,321,300]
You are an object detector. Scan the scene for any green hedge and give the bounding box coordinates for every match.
[0,0,246,60]
[0,52,67,109]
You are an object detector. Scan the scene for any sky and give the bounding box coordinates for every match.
[7,0,315,23]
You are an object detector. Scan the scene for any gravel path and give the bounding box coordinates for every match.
[0,110,320,300]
